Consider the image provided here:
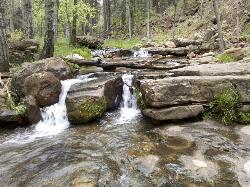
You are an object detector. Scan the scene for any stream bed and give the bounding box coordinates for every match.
[0,74,250,186]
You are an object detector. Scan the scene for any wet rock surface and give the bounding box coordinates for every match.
[66,74,123,124]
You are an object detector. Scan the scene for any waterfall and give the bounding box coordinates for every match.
[118,74,140,123]
[34,79,83,136]
[133,50,151,58]
[4,74,95,144]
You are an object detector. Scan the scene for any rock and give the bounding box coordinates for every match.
[0,109,23,127]
[76,36,103,49]
[172,38,202,47]
[10,39,39,52]
[171,59,250,76]
[189,55,215,64]
[23,72,61,107]
[12,57,71,100]
[139,75,250,108]
[164,41,176,48]
[66,75,123,124]
[142,42,157,48]
[24,95,41,124]
[104,49,134,58]
[143,105,204,121]
[187,52,196,59]
[133,155,159,176]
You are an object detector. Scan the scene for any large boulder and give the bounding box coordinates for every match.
[139,76,250,108]
[12,57,71,102]
[66,75,123,124]
[10,39,39,52]
[172,38,202,47]
[76,36,104,49]
[23,72,61,107]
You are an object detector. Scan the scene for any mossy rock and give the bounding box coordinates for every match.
[67,96,107,124]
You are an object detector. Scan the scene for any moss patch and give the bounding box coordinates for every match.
[68,97,107,124]
[135,88,146,109]
[216,54,242,63]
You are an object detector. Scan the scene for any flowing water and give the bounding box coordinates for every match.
[133,50,151,58]
[0,74,250,186]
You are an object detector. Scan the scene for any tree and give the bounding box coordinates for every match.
[146,0,151,39]
[171,0,177,39]
[40,0,58,59]
[103,0,111,36]
[213,0,224,52]
[126,0,132,38]
[22,0,34,39]
[70,0,78,45]
[0,0,9,72]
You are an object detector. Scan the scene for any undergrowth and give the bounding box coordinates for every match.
[204,89,250,125]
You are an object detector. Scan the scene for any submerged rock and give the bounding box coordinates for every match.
[66,75,123,124]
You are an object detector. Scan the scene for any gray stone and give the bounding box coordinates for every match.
[143,105,204,121]
[171,59,250,76]
[139,75,250,107]
[66,75,123,124]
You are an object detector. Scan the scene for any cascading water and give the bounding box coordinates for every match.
[34,79,83,137]
[118,74,141,123]
[133,50,151,58]
[5,74,95,143]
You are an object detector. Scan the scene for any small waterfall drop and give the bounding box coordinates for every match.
[4,74,94,144]
[133,50,151,58]
[34,79,82,136]
[118,74,140,123]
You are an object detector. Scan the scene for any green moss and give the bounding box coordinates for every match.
[9,30,24,43]
[135,88,146,109]
[81,97,107,118]
[216,54,241,63]
[5,90,27,116]
[204,89,250,125]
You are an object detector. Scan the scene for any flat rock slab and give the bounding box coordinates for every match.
[139,75,250,107]
[143,105,204,121]
[171,59,250,76]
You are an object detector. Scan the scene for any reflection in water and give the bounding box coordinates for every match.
[0,74,249,186]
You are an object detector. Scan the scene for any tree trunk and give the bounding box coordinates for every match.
[40,0,58,59]
[22,0,34,39]
[70,0,77,45]
[146,0,151,39]
[213,0,224,52]
[0,0,10,72]
[103,0,111,37]
[126,0,132,38]
[236,0,241,40]
[171,0,177,40]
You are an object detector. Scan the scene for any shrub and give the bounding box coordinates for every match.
[134,88,146,109]
[10,30,24,43]
[204,89,250,125]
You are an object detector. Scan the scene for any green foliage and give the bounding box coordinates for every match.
[5,91,27,116]
[71,48,92,60]
[104,38,143,49]
[216,54,240,63]
[36,37,92,59]
[9,30,24,43]
[204,89,250,125]
[134,88,146,109]
[67,62,80,72]
[242,24,250,39]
